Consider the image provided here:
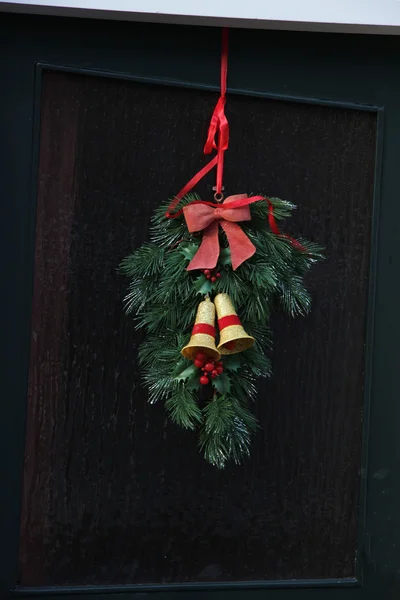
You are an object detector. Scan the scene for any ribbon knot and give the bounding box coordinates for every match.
[183,194,256,271]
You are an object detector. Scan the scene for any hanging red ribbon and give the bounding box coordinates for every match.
[166,28,229,219]
[203,26,229,196]
[165,27,305,263]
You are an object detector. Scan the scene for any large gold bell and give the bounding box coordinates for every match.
[181,298,221,361]
[214,293,255,355]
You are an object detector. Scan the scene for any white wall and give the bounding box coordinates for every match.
[2,0,400,33]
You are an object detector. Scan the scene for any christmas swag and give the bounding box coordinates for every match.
[121,193,323,468]
[120,29,323,468]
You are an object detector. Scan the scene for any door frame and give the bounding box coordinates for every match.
[1,13,399,600]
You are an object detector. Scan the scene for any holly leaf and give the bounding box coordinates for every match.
[223,354,242,372]
[219,247,231,266]
[194,275,213,296]
[186,373,201,391]
[172,359,188,377]
[212,372,231,395]
[174,362,198,382]
[179,243,200,261]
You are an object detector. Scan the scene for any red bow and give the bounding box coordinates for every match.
[183,194,257,271]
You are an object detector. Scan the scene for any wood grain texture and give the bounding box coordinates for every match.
[19,70,376,586]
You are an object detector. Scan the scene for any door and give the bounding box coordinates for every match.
[1,13,399,600]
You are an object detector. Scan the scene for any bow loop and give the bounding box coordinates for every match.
[183,194,256,271]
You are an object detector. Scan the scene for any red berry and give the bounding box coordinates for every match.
[205,362,215,372]
[202,366,207,371]
[196,352,206,360]
[194,358,204,368]
[216,366,223,375]
[211,276,217,283]
[211,370,218,378]
[200,375,209,385]
[204,270,211,276]
[216,272,221,278]
[206,274,211,279]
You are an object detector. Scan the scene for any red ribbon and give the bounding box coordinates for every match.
[169,192,305,270]
[184,194,259,271]
[218,315,241,330]
[192,323,216,337]
[180,193,305,271]
[165,28,229,219]
[203,27,229,196]
[164,26,305,265]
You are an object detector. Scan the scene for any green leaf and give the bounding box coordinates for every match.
[219,247,231,266]
[212,372,231,395]
[223,354,242,372]
[174,363,198,382]
[179,242,200,261]
[194,275,213,295]
[186,373,201,391]
[172,359,188,377]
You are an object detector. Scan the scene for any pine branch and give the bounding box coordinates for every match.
[123,277,156,314]
[240,292,270,323]
[215,266,248,307]
[150,194,202,248]
[244,321,272,351]
[267,197,297,220]
[240,346,271,378]
[138,332,188,368]
[199,396,234,468]
[199,395,258,468]
[120,243,165,278]
[166,385,203,430]
[144,370,179,404]
[227,369,258,403]
[240,259,278,292]
[249,196,295,222]
[278,275,312,316]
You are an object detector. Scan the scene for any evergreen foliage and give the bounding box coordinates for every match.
[121,193,323,468]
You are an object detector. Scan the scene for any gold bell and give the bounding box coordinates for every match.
[181,298,221,361]
[214,293,255,355]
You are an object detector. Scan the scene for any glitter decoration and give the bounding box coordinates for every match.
[181,297,221,361]
[214,293,255,355]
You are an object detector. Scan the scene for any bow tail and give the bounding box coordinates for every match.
[187,221,220,271]
[220,221,256,271]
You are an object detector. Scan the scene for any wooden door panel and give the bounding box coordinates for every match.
[19,68,376,587]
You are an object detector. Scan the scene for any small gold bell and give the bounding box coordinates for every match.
[214,293,255,355]
[181,298,221,361]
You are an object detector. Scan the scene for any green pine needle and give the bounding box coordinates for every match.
[199,396,258,469]
[120,243,165,278]
[278,276,312,316]
[166,386,203,430]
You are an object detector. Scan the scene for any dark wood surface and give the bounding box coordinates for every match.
[19,69,376,586]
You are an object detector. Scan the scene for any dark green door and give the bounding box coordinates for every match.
[1,12,399,600]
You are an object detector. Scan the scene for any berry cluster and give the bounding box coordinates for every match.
[201,267,221,283]
[193,352,224,385]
